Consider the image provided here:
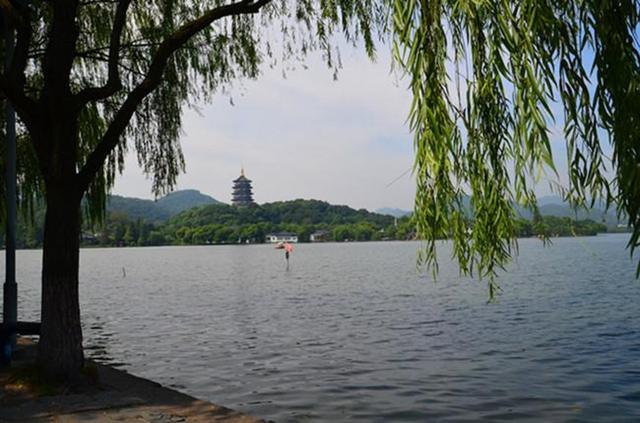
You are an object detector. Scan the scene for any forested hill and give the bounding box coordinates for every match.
[6,196,614,249]
[107,196,171,222]
[5,189,223,248]
[167,199,395,228]
[108,189,222,222]
[161,199,401,245]
[375,207,412,218]
[155,190,223,215]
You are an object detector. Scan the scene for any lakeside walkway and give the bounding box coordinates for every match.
[1,339,265,422]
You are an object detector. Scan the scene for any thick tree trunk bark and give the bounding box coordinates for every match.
[38,186,84,380]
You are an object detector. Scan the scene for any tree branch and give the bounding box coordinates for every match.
[74,40,163,58]
[75,51,147,77]
[0,73,36,122]
[0,3,38,127]
[0,0,25,28]
[41,0,81,104]
[76,0,272,196]
[75,0,132,105]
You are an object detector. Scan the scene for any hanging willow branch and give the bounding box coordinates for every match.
[1,0,639,295]
[393,0,640,290]
[0,0,389,224]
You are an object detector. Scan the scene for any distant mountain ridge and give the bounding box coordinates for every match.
[376,195,626,227]
[514,195,623,227]
[108,189,222,222]
[108,191,625,227]
[375,207,412,218]
[162,199,403,244]
[156,190,223,214]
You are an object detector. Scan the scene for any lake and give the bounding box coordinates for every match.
[3,234,640,422]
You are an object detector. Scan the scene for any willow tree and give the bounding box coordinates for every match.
[393,0,640,295]
[0,0,387,379]
[2,0,639,381]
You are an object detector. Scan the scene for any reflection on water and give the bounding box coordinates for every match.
[82,317,123,367]
[2,235,640,422]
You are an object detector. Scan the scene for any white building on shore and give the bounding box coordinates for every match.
[265,232,298,243]
[310,230,330,242]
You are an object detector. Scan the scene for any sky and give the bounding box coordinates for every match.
[112,46,418,211]
[110,37,595,212]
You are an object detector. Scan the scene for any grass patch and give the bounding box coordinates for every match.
[5,365,62,397]
[3,360,101,399]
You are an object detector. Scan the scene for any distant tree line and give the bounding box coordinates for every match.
[515,216,608,238]
[160,200,412,244]
[2,200,609,249]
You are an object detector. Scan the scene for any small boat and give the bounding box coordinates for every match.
[274,242,285,249]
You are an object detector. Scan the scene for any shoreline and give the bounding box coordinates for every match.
[1,231,629,252]
[1,338,266,423]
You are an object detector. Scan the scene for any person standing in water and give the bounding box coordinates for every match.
[284,242,293,270]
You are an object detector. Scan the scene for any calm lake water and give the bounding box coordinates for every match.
[3,234,640,422]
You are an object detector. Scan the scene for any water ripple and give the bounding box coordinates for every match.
[2,235,639,422]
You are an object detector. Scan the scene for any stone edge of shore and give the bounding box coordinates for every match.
[1,338,269,423]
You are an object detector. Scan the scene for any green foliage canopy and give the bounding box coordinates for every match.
[393,0,640,287]
[0,0,388,221]
[3,195,612,248]
[1,0,638,286]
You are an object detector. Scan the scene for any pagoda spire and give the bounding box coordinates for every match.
[232,167,254,206]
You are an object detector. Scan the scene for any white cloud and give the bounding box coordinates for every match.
[113,47,416,211]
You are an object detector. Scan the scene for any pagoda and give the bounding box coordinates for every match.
[231,167,255,206]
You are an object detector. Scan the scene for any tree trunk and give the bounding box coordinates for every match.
[38,185,84,380]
